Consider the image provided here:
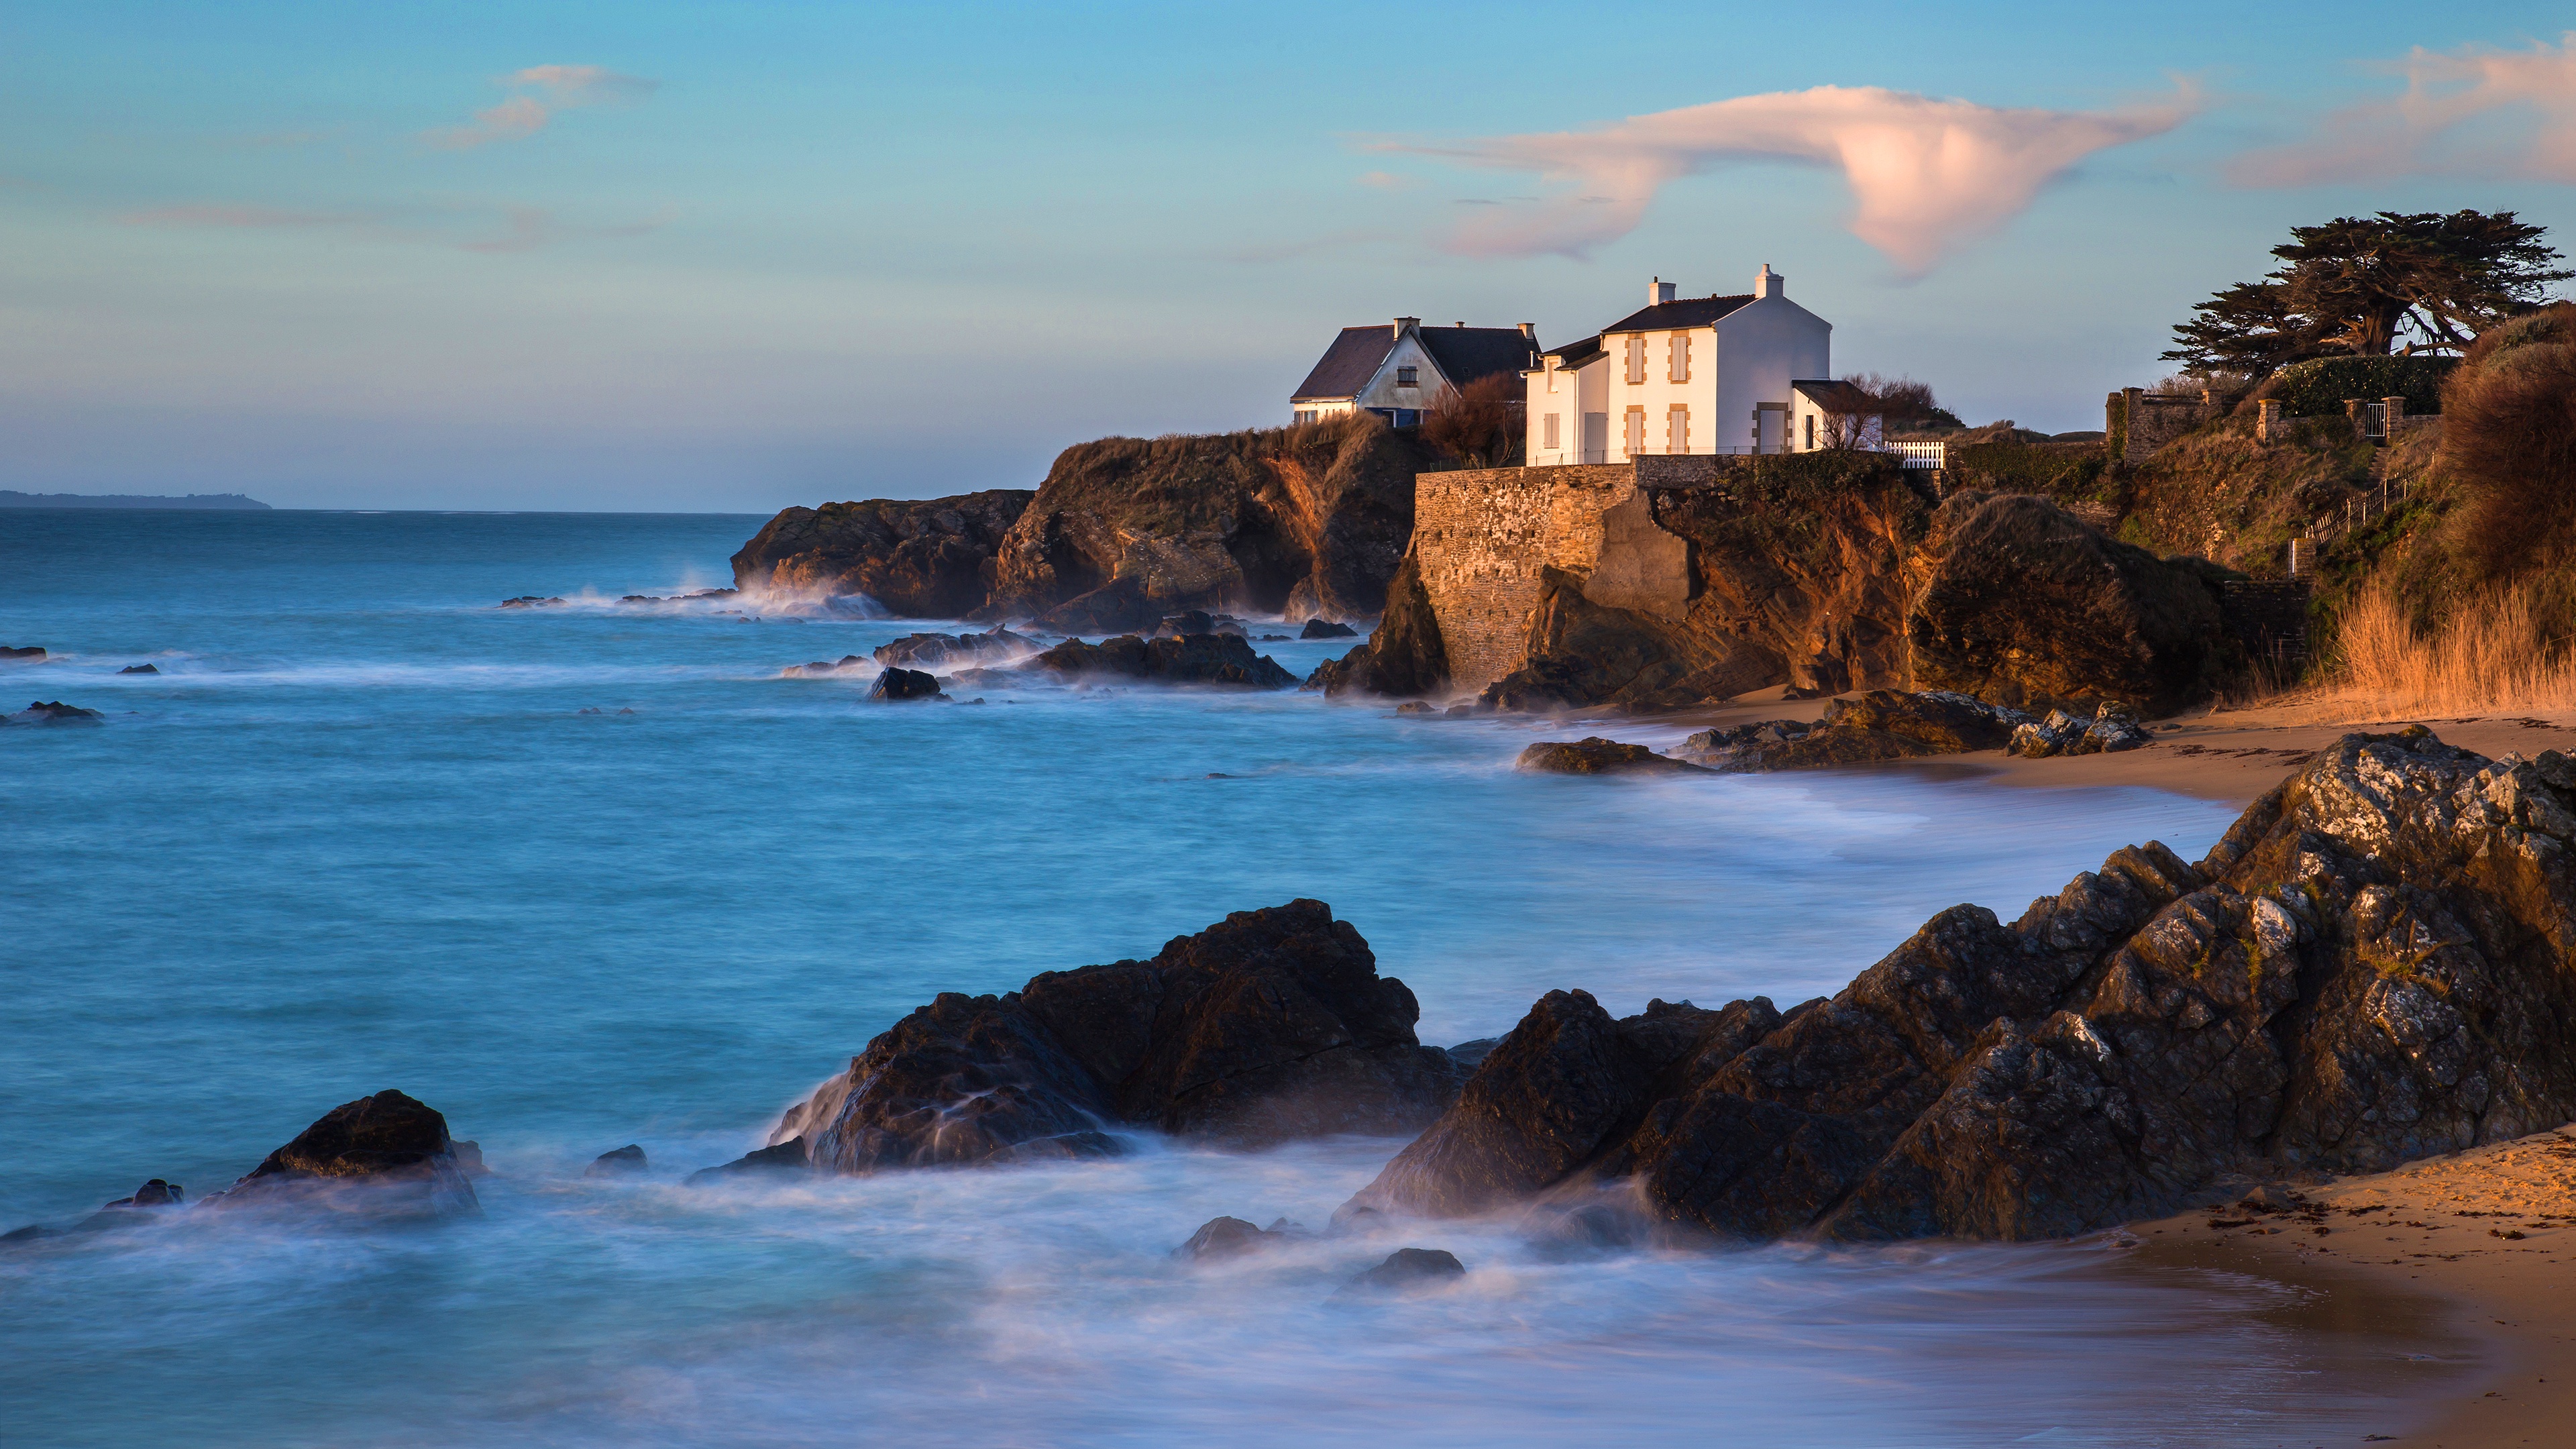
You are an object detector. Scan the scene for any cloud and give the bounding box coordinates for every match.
[2231,34,2576,186]
[1379,83,2195,274]
[1354,170,1415,190]
[423,64,656,150]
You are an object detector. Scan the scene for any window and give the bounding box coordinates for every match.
[1623,335,1645,385]
[1666,405,1689,453]
[1668,333,1690,383]
[1804,415,1816,450]
[1395,366,1418,388]
[1545,362,1558,394]
[1543,413,1561,449]
[1623,406,1646,458]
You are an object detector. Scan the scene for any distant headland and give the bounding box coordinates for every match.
[0,490,271,510]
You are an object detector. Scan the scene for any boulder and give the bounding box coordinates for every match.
[498,596,566,608]
[688,1136,814,1184]
[774,900,1462,1175]
[1514,739,1707,776]
[874,629,1037,669]
[866,667,945,702]
[1173,1215,1276,1261]
[1308,553,1448,700]
[0,645,42,661]
[585,1144,647,1177]
[1909,492,2238,716]
[118,663,158,675]
[1347,1248,1466,1291]
[7,700,103,724]
[1301,619,1358,639]
[207,1089,478,1215]
[2008,703,2153,759]
[731,490,1033,616]
[1674,691,2030,771]
[1029,634,1295,688]
[1344,730,2576,1241]
[786,655,869,676]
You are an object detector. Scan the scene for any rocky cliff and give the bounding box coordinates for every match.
[731,490,1033,616]
[1344,729,2576,1240]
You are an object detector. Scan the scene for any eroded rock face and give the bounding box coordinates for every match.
[874,629,1036,669]
[1513,739,1706,776]
[1308,554,1448,701]
[1674,691,2029,771]
[776,900,1462,1175]
[1909,492,2239,717]
[1030,633,1295,688]
[211,1089,479,1214]
[867,667,944,701]
[1349,730,2576,1241]
[731,490,1034,616]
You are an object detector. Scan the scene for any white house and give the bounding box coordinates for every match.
[1523,266,1849,464]
[1291,318,1541,427]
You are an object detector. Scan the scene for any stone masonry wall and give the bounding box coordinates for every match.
[1412,464,1634,692]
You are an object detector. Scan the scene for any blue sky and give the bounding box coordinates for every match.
[2,2,2571,511]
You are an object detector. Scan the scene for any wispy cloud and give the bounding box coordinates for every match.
[2232,34,2576,186]
[1354,170,1415,191]
[423,64,657,151]
[1377,83,2196,274]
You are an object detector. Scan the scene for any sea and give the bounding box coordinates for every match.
[0,508,2474,1447]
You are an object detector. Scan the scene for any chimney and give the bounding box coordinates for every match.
[1754,264,1784,299]
[1517,322,1536,339]
[1648,276,1677,306]
[1392,316,1418,338]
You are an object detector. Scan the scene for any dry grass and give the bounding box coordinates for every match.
[2328,581,2576,715]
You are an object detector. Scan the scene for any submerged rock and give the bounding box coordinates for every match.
[586,1144,647,1177]
[1030,633,1295,688]
[1,645,43,661]
[688,1137,813,1184]
[207,1089,479,1216]
[1300,619,1357,639]
[866,667,945,702]
[1674,691,2030,771]
[875,628,1037,669]
[118,663,158,675]
[1347,1248,1465,1291]
[1173,1215,1277,1261]
[1514,739,1706,775]
[498,596,566,608]
[770,900,1460,1175]
[1346,730,2576,1242]
[7,700,103,724]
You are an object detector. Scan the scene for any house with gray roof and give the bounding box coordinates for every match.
[1525,266,1841,464]
[1291,318,1540,428]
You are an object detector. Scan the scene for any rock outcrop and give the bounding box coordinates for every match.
[586,1144,646,1177]
[731,490,1034,616]
[866,667,944,701]
[7,700,103,724]
[1909,492,2240,717]
[1301,619,1357,639]
[1029,633,1295,688]
[208,1089,480,1215]
[987,415,1445,626]
[1515,739,1707,776]
[1673,691,2029,771]
[2009,703,2153,758]
[1307,555,1449,700]
[1,645,43,661]
[1346,730,2576,1241]
[767,900,1460,1174]
[873,628,1036,669]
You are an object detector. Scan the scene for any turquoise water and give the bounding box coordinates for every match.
[0,510,2457,1446]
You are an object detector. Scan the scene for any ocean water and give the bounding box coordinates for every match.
[0,510,2468,1446]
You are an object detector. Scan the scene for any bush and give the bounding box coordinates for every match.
[2259,356,2457,417]
[1943,441,2110,502]
[2445,302,2576,582]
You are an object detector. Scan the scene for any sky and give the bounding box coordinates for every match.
[2,1,2572,511]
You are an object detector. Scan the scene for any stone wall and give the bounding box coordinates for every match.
[2110,388,2224,464]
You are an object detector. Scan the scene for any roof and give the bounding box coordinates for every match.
[1792,379,1878,411]
[1415,326,1542,391]
[1291,327,1398,401]
[1598,293,1756,336]
[1540,333,1603,370]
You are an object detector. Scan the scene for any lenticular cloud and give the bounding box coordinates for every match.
[1393,85,2194,274]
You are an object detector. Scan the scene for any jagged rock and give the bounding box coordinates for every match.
[1301,619,1357,639]
[1,645,43,660]
[867,667,944,702]
[2008,702,2153,758]
[774,900,1460,1175]
[1150,611,1248,639]
[731,490,1033,616]
[1674,691,2029,771]
[586,1144,647,1177]
[787,655,870,676]
[619,588,738,604]
[1910,492,2239,716]
[7,700,103,724]
[207,1089,478,1215]
[118,663,158,675]
[498,596,566,608]
[1394,702,1434,715]
[688,1137,813,1184]
[1030,633,1295,688]
[874,629,1036,669]
[1347,1248,1466,1291]
[1514,739,1707,775]
[1347,730,2576,1242]
[1174,1216,1277,1260]
[449,1139,489,1176]
[1309,553,1446,700]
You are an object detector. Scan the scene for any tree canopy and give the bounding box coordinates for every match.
[2162,210,2570,376]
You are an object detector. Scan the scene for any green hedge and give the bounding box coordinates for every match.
[1945,441,2109,500]
[2263,356,2457,418]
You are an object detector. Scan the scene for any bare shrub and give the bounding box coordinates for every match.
[1421,373,1523,468]
[2445,301,2576,583]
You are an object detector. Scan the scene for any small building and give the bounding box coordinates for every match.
[1291,318,1541,427]
[1523,266,1834,464]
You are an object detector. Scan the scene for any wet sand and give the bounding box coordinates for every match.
[2130,1128,2576,1446]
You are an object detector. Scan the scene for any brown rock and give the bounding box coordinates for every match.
[731,490,1034,616]
[1030,633,1295,688]
[211,1089,479,1214]
[1513,738,1705,775]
